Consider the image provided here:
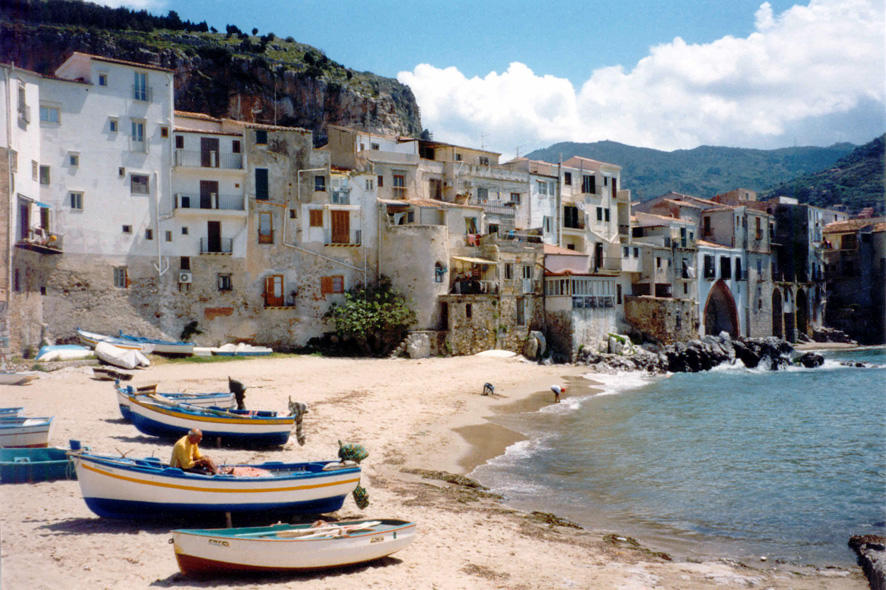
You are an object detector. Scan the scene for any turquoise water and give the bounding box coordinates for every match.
[473,347,886,566]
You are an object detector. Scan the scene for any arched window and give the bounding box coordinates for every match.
[434,262,446,283]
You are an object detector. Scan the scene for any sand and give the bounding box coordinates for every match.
[0,354,866,589]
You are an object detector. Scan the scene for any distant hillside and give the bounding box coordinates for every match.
[0,0,422,144]
[761,134,885,215]
[525,140,857,203]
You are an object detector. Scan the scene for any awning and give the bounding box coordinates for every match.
[35,201,51,208]
[452,256,498,265]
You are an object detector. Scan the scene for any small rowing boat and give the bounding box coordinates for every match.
[70,451,361,520]
[77,328,145,351]
[171,519,416,576]
[115,383,235,421]
[117,332,195,355]
[0,446,77,483]
[94,341,150,370]
[0,417,53,448]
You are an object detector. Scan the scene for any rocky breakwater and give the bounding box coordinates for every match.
[849,535,886,590]
[576,332,829,374]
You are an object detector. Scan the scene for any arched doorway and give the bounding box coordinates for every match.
[772,288,783,338]
[796,289,808,337]
[704,280,739,337]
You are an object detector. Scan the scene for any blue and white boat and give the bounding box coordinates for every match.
[126,394,293,446]
[117,331,195,355]
[77,328,144,351]
[69,451,361,520]
[0,416,53,448]
[115,384,235,421]
[0,407,24,417]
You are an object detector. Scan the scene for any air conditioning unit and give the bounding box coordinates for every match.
[178,271,192,284]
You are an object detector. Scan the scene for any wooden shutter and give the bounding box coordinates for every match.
[321,276,332,295]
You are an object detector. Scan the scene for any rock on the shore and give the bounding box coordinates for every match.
[796,352,825,368]
[849,535,886,590]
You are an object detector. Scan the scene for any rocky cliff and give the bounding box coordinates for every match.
[0,21,422,145]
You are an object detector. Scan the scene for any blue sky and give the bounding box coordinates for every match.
[105,0,885,156]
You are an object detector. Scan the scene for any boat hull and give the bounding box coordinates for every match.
[77,329,144,351]
[0,447,76,483]
[71,453,360,520]
[0,418,53,448]
[127,396,291,446]
[172,519,416,576]
[116,387,235,421]
[117,332,194,355]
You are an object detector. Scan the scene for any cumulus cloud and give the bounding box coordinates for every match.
[399,0,884,154]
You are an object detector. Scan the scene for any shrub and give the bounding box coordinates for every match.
[324,277,416,356]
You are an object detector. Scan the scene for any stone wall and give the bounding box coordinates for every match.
[624,295,698,344]
[544,306,617,361]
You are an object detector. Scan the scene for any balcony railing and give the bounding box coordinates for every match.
[199,237,233,254]
[174,149,243,170]
[324,229,362,246]
[451,279,498,295]
[391,186,407,199]
[131,85,152,102]
[572,295,615,309]
[175,193,245,211]
[470,199,516,217]
[16,228,63,254]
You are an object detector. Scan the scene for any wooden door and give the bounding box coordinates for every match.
[331,210,350,244]
[201,137,219,167]
[207,221,221,252]
[200,180,218,209]
[265,275,284,307]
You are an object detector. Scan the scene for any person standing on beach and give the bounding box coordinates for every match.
[551,385,566,403]
[170,428,218,474]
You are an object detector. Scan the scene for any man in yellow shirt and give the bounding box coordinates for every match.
[170,428,218,474]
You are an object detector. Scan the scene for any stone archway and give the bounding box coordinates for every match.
[704,280,739,337]
[772,288,783,338]
[796,289,809,337]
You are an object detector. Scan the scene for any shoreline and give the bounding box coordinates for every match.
[0,354,866,589]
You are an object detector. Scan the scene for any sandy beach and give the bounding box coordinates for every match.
[0,354,866,589]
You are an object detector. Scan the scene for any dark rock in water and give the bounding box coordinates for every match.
[841,361,869,368]
[849,534,886,590]
[796,352,825,368]
[733,340,761,368]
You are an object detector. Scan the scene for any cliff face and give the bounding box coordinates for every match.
[0,22,422,144]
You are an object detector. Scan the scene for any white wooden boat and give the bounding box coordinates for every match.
[0,417,53,448]
[212,343,273,357]
[115,384,235,421]
[117,332,195,355]
[172,519,416,576]
[69,451,361,520]
[126,394,291,446]
[0,371,38,385]
[95,341,150,370]
[35,344,94,361]
[77,328,145,351]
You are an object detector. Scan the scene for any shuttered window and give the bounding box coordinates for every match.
[255,168,269,200]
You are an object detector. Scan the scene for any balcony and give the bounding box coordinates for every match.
[572,295,615,309]
[16,228,63,254]
[324,229,362,247]
[470,199,517,217]
[174,193,245,216]
[174,149,243,170]
[199,237,233,255]
[451,279,499,295]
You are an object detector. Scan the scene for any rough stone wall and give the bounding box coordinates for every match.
[544,306,616,360]
[440,294,498,355]
[624,295,698,345]
[545,310,574,360]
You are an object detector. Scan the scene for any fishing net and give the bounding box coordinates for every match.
[352,484,369,509]
[338,440,368,463]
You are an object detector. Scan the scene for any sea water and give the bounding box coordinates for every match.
[473,346,886,566]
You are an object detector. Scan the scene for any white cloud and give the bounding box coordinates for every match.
[398,0,885,154]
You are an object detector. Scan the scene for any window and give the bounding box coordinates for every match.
[510,192,521,204]
[455,153,462,161]
[131,119,146,150]
[704,255,715,279]
[130,174,149,194]
[596,207,603,221]
[160,126,168,138]
[175,135,184,149]
[181,227,189,235]
[255,129,267,144]
[133,72,148,101]
[217,273,232,291]
[563,205,581,229]
[180,256,190,270]
[605,209,610,222]
[165,230,172,242]
[40,105,60,124]
[314,175,326,192]
[255,168,269,200]
[656,257,662,269]
[633,247,638,257]
[39,165,50,185]
[564,172,572,185]
[735,258,743,280]
[370,142,380,150]
[465,303,472,319]
[109,118,118,133]
[69,191,83,210]
[720,256,732,279]
[392,172,406,198]
[98,73,108,86]
[68,153,79,167]
[232,140,241,153]
[479,156,490,166]
[755,217,762,239]
[377,175,384,188]
[477,187,488,201]
[537,180,547,195]
[434,262,446,283]
[365,178,374,191]
[522,265,532,279]
[703,217,712,236]
[258,212,273,244]
[309,209,323,227]
[145,228,153,240]
[321,275,344,295]
[505,263,514,280]
[113,266,128,288]
[543,216,552,233]
[465,217,478,234]
[122,225,132,234]
[582,174,595,194]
